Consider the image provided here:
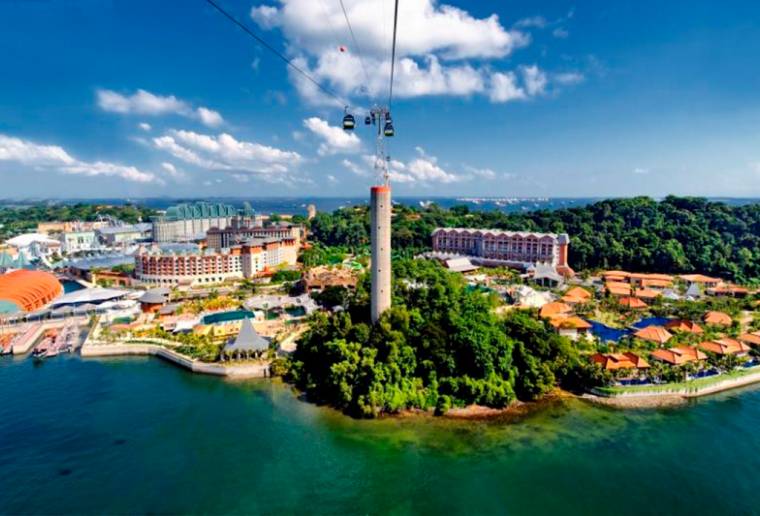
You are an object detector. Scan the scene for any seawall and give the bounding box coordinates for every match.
[81,343,270,378]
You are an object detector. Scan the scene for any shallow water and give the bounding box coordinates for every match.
[1,354,759,514]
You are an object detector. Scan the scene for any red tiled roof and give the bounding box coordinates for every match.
[664,320,703,334]
[634,325,672,344]
[550,315,592,330]
[591,352,650,370]
[703,311,732,326]
[650,346,707,365]
[699,338,750,355]
[539,302,572,318]
[619,296,648,309]
[738,333,760,347]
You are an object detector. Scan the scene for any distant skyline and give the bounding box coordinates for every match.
[2,1,760,198]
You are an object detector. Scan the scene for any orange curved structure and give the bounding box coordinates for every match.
[0,270,62,312]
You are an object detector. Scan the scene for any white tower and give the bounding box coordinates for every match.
[370,184,391,323]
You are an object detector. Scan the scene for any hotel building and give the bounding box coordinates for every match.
[152,202,247,243]
[431,227,573,276]
[206,218,305,250]
[135,238,298,286]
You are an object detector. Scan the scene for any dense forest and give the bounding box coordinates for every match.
[286,259,599,417]
[0,203,157,239]
[308,196,760,283]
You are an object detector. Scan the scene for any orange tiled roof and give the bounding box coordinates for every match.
[664,320,703,334]
[602,270,631,278]
[680,274,722,284]
[641,278,673,288]
[539,301,572,318]
[629,273,675,282]
[699,338,750,355]
[563,286,592,301]
[591,352,650,370]
[650,345,707,365]
[738,333,760,347]
[634,288,661,300]
[619,296,648,309]
[703,311,732,326]
[0,270,62,312]
[634,325,672,344]
[549,315,592,330]
[606,281,632,296]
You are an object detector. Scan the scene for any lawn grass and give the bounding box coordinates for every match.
[597,366,760,395]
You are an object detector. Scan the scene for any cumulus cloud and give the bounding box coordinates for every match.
[303,117,361,155]
[355,147,463,185]
[0,134,155,183]
[152,129,302,178]
[138,122,152,131]
[96,89,224,127]
[514,16,547,29]
[489,71,526,102]
[633,167,650,175]
[552,27,569,38]
[521,65,548,96]
[249,0,557,104]
[160,161,187,180]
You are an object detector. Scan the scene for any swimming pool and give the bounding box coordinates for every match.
[202,310,254,324]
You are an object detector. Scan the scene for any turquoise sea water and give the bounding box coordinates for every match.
[2,355,760,515]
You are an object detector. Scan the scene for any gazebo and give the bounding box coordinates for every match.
[222,318,269,360]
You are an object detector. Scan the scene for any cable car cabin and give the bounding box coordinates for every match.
[342,113,355,130]
[383,122,395,137]
[364,116,371,125]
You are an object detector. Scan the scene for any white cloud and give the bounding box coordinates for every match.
[515,16,547,29]
[250,0,544,104]
[303,117,361,155]
[160,161,186,180]
[342,158,369,176]
[633,167,650,175]
[138,122,152,131]
[0,134,155,183]
[196,107,224,128]
[464,166,497,179]
[153,129,302,178]
[356,147,463,185]
[554,72,584,85]
[96,89,224,127]
[552,27,569,38]
[521,65,548,96]
[489,71,526,102]
[327,174,338,183]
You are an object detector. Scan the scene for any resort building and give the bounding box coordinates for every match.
[618,296,648,310]
[152,202,246,242]
[591,352,650,372]
[5,233,62,259]
[703,311,732,327]
[650,346,707,365]
[134,238,297,286]
[206,218,304,250]
[300,266,358,292]
[431,228,573,276]
[58,230,97,254]
[96,224,151,246]
[549,316,592,341]
[698,338,750,356]
[738,332,760,347]
[222,318,269,360]
[539,301,572,319]
[0,270,62,313]
[664,320,704,334]
[562,287,592,304]
[680,274,722,289]
[634,326,673,345]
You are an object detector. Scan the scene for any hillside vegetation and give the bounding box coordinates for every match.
[309,196,760,283]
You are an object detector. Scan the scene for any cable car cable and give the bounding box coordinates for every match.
[337,0,372,93]
[204,0,344,108]
[388,0,400,109]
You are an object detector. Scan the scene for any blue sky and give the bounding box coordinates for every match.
[2,0,760,198]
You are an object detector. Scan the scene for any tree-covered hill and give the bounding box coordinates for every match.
[286,259,595,417]
[309,197,760,283]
